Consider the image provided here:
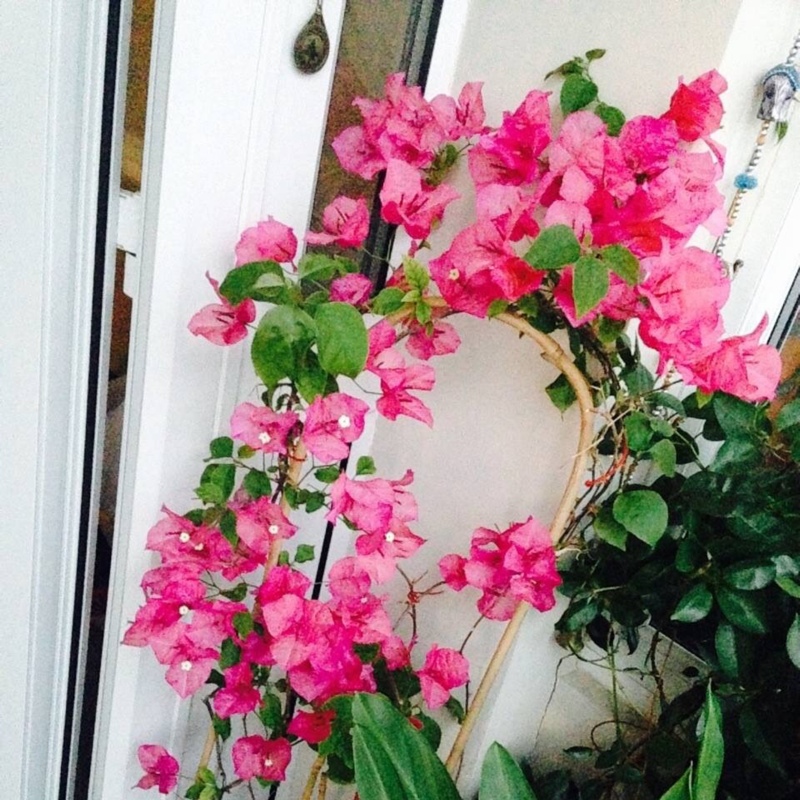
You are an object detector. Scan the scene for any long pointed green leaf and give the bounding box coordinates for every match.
[693,685,723,800]
[480,742,537,799]
[659,766,693,800]
[352,693,461,800]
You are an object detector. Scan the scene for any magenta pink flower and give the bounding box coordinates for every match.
[430,81,487,139]
[188,273,256,347]
[676,316,782,402]
[440,517,561,621]
[405,319,461,360]
[235,217,297,265]
[380,159,460,241]
[230,402,298,455]
[287,709,336,744]
[302,392,369,463]
[373,352,436,427]
[331,124,386,180]
[236,497,297,559]
[662,69,727,142]
[213,662,261,719]
[232,735,292,782]
[329,273,373,306]
[164,640,218,697]
[307,196,370,248]
[417,646,470,709]
[430,220,543,317]
[326,474,395,535]
[135,744,179,794]
[476,184,540,242]
[257,565,311,610]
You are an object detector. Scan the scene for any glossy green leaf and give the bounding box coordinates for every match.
[196,463,236,505]
[545,373,577,412]
[219,260,288,304]
[294,544,315,564]
[523,225,581,270]
[659,766,692,800]
[714,622,739,678]
[352,693,461,800]
[593,506,628,550]
[295,350,330,403]
[314,302,368,378]
[403,259,430,293]
[560,74,598,114]
[372,287,404,315]
[243,469,271,499]
[649,439,677,477]
[315,465,341,483]
[209,436,233,458]
[600,244,640,285]
[723,561,776,590]
[298,252,342,283]
[671,584,713,623]
[693,685,723,800]
[776,575,800,599]
[715,587,769,634]
[251,305,316,390]
[595,102,626,136]
[356,455,377,476]
[480,742,537,799]
[573,255,609,318]
[787,615,800,670]
[613,490,668,546]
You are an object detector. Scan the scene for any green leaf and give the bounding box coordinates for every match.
[219,637,241,669]
[251,305,316,390]
[219,260,288,304]
[403,258,430,293]
[573,255,609,318]
[315,465,342,483]
[715,622,739,679]
[314,302,368,378]
[624,412,653,452]
[658,766,692,800]
[294,544,315,564]
[595,102,626,136]
[197,463,236,505]
[585,48,606,61]
[219,509,238,546]
[671,584,713,623]
[621,363,655,395]
[243,469,271,499]
[371,287,404,315]
[712,392,765,439]
[787,615,800,670]
[305,490,326,513]
[356,456,377,476]
[480,742,537,799]
[220,583,248,602]
[298,252,342,283]
[600,245,640,285]
[776,575,800,599]
[258,693,283,732]
[593,506,628,550]
[560,74,598,114]
[715,587,769,634]
[524,225,581,270]
[351,693,461,800]
[237,444,256,459]
[232,611,254,638]
[723,561,776,590]
[776,397,800,430]
[487,299,510,318]
[545,373,577,412]
[445,695,465,723]
[648,439,677,477]
[650,391,685,416]
[544,57,583,80]
[693,685,723,800]
[738,704,786,777]
[558,597,600,632]
[711,435,761,475]
[209,436,234,459]
[296,350,330,403]
[612,490,668,546]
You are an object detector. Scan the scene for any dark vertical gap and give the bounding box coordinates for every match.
[768,267,800,348]
[60,2,121,798]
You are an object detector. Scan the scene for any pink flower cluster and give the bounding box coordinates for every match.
[439,517,562,621]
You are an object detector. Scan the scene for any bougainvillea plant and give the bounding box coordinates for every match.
[125,51,782,798]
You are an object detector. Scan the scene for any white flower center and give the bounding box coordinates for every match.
[337,414,351,429]
[193,542,205,551]
[263,757,274,768]
[360,596,369,604]
[448,268,460,281]
[384,531,395,543]
[179,605,190,616]
[258,431,272,444]
[268,524,280,535]
[179,532,191,543]
[180,660,192,671]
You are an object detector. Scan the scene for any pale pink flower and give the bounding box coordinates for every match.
[287,709,336,744]
[326,474,395,535]
[417,646,470,709]
[230,402,298,455]
[329,273,373,306]
[135,744,179,794]
[188,273,256,346]
[307,196,370,248]
[662,69,727,142]
[235,217,297,265]
[676,316,782,402]
[164,640,218,697]
[331,124,385,180]
[475,184,540,242]
[301,392,369,463]
[236,497,297,559]
[232,735,292,782]
[213,662,261,719]
[372,350,436,426]
[380,159,460,241]
[381,635,412,670]
[405,319,461,361]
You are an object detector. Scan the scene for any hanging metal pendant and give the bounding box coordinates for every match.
[293,4,330,75]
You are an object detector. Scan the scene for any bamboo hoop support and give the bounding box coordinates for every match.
[300,755,326,800]
[444,311,595,777]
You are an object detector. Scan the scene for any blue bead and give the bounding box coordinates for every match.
[734,173,758,190]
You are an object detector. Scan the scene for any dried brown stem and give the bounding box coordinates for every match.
[444,311,595,777]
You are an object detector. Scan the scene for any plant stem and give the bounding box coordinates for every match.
[300,755,326,800]
[196,722,216,775]
[444,311,595,778]
[267,439,307,570]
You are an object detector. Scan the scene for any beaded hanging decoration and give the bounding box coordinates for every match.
[713,31,800,268]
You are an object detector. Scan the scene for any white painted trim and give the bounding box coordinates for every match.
[0,0,110,797]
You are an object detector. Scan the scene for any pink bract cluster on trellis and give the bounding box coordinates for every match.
[127,66,781,795]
